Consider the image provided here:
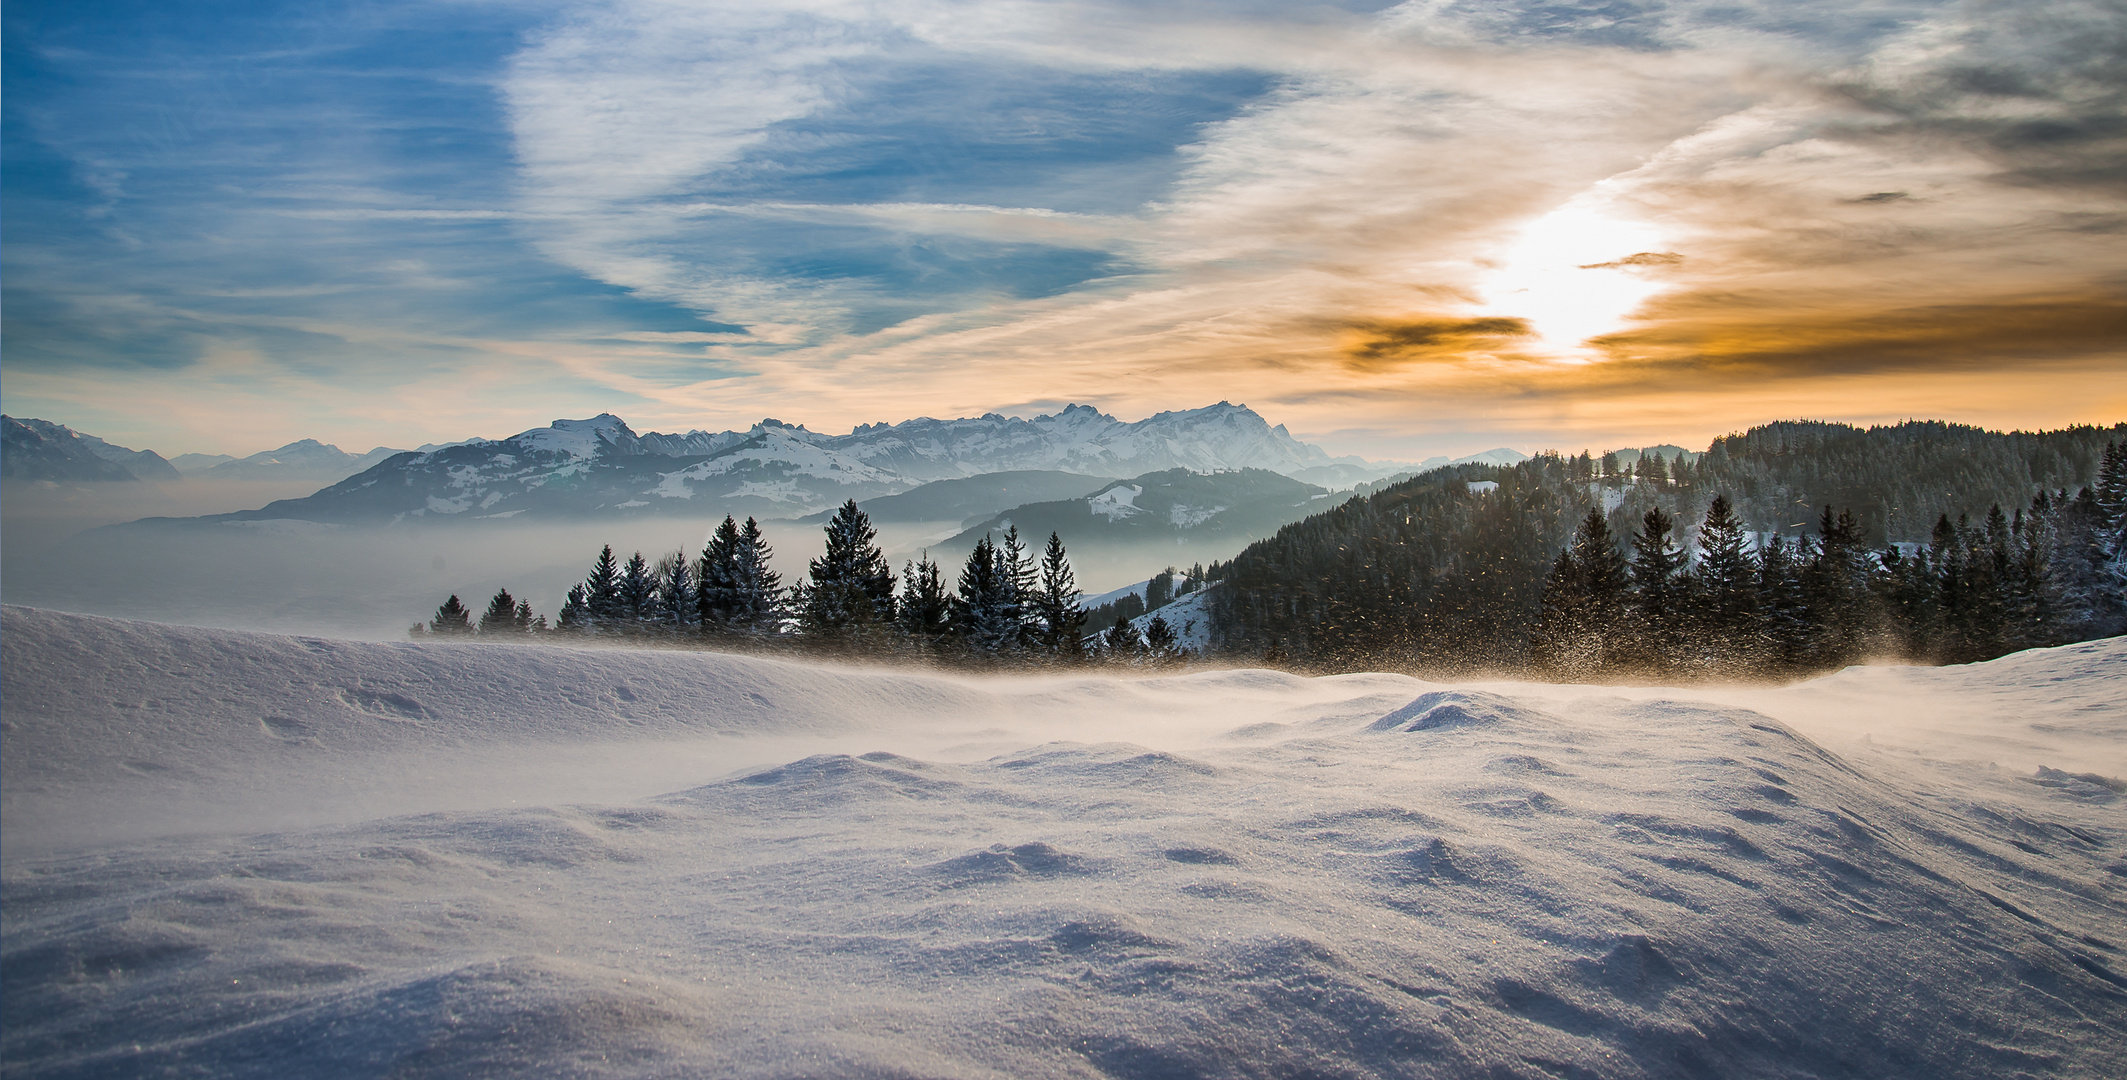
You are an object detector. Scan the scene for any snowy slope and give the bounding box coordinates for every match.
[4,605,2124,1078]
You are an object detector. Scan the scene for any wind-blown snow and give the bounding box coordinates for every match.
[4,605,2123,1078]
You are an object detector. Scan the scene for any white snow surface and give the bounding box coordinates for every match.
[1087,483,1143,520]
[1128,585,1220,652]
[4,605,2125,1078]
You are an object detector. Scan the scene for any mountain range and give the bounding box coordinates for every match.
[174,440,415,483]
[212,403,1440,525]
[2,417,181,484]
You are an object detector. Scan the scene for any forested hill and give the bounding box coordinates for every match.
[1204,420,2127,674]
[1698,420,2122,542]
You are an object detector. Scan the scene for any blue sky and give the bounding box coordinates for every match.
[5,0,2122,458]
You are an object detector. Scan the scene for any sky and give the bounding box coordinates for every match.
[3,0,2123,462]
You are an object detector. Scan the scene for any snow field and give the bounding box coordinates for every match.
[3,606,2123,1078]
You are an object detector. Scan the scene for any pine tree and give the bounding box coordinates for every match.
[1531,508,1625,679]
[1033,531,1085,659]
[999,524,1036,647]
[584,545,624,631]
[1624,505,1689,673]
[1757,533,1810,672]
[2095,441,2126,525]
[429,594,474,635]
[1146,568,1175,611]
[953,536,1017,652]
[1801,507,1868,666]
[653,550,692,632]
[617,551,655,632]
[731,517,784,634]
[898,553,953,645]
[514,599,535,633]
[557,583,590,631]
[1144,614,1179,661]
[478,588,519,634]
[1692,495,1756,672]
[800,500,896,636]
[1101,614,1140,660]
[697,516,742,633]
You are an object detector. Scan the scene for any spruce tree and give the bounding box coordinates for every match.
[1033,531,1085,658]
[479,588,519,634]
[514,599,535,633]
[558,583,590,631]
[800,500,896,636]
[697,516,740,632]
[653,551,692,632]
[1801,507,1868,666]
[618,551,655,631]
[584,545,624,631]
[1532,508,1625,679]
[898,553,954,645]
[1102,614,1140,659]
[1756,533,1811,672]
[1144,614,1179,661]
[1000,524,1036,646]
[1692,495,1756,671]
[1146,568,1175,611]
[1625,505,1689,673]
[732,517,785,634]
[953,536,1017,652]
[430,594,474,635]
[2095,441,2126,525]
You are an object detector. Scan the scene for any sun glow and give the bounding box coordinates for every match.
[1476,198,1674,355]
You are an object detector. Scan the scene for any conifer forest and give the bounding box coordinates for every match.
[417,420,2127,682]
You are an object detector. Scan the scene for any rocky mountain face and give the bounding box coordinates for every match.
[218,404,1391,525]
[2,417,180,483]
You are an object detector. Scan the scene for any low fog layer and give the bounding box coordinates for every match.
[4,607,2121,1077]
[1,489,1050,639]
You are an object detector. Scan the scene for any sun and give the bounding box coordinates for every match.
[1475,196,1674,355]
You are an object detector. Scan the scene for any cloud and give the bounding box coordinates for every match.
[6,0,2125,462]
[1341,316,1537,369]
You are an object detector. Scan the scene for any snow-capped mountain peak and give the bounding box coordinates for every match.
[512,414,642,460]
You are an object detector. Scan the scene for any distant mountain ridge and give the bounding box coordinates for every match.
[2,416,179,483]
[213,403,1411,525]
[194,439,413,482]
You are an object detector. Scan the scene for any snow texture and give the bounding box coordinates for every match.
[4,605,2124,1078]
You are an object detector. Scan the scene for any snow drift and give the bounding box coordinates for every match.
[3,606,2123,1078]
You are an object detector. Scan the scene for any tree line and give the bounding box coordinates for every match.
[1205,435,2127,679]
[414,421,2127,683]
[413,500,1194,665]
